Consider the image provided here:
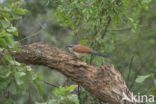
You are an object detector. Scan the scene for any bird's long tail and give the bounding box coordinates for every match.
[91,51,110,58]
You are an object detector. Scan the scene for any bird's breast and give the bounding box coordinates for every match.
[73,52,88,58]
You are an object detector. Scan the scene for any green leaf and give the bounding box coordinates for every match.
[15,71,26,85]
[0,79,10,91]
[149,85,156,96]
[135,74,153,83]
[1,71,12,78]
[34,79,44,96]
[65,85,78,93]
[53,85,77,96]
[0,54,13,63]
[0,20,11,28]
[141,0,152,4]
[0,30,7,38]
[35,102,47,104]
[0,38,8,47]
[6,26,18,36]
[6,27,16,32]
[14,8,28,15]
[8,82,17,94]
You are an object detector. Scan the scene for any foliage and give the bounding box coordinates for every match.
[0,0,27,49]
[51,85,78,104]
[0,1,43,104]
[36,85,78,104]
[56,0,152,36]
[0,0,155,104]
[55,0,153,66]
[55,0,155,103]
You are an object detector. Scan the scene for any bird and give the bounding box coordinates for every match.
[66,44,110,58]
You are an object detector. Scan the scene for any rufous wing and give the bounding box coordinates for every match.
[73,45,92,53]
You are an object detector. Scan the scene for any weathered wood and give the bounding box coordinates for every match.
[0,43,138,104]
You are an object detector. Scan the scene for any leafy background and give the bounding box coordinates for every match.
[0,0,155,104]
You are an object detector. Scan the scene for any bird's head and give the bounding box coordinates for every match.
[66,45,74,51]
[66,45,73,48]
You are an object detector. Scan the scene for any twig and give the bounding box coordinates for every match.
[107,23,155,32]
[18,23,46,42]
[77,85,81,104]
[28,87,32,104]
[129,67,141,90]
[42,80,59,87]
[126,56,134,87]
[101,16,111,39]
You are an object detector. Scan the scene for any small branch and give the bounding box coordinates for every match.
[101,16,111,39]
[126,56,134,86]
[77,85,81,104]
[42,80,59,87]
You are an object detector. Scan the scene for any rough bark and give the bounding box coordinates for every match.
[0,43,138,104]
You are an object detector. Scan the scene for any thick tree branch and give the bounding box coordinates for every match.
[0,43,138,104]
